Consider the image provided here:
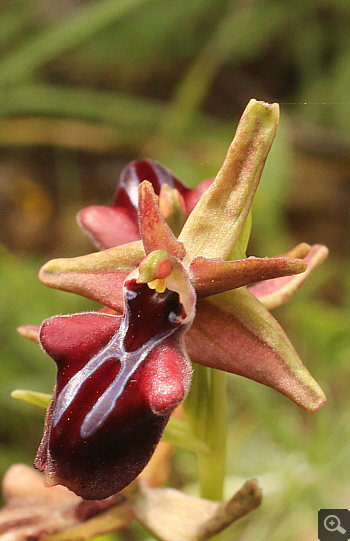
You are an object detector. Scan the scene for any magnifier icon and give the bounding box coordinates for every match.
[324,515,346,534]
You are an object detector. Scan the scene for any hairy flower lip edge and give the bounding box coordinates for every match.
[34,327,189,498]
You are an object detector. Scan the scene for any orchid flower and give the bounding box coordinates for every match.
[16,100,328,505]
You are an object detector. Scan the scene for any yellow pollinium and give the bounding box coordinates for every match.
[147,278,167,293]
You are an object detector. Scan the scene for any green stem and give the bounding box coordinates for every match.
[198,368,227,501]
[184,365,227,502]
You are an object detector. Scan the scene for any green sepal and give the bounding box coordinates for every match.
[179,100,279,262]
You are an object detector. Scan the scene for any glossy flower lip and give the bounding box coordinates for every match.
[35,253,196,500]
[22,99,328,500]
[51,253,195,438]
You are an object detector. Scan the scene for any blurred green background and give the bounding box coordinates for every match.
[0,0,349,540]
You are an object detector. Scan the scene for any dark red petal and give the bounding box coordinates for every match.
[114,159,190,208]
[116,161,214,218]
[115,161,216,221]
[77,160,188,250]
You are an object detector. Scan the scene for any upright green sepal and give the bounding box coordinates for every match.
[179,99,279,262]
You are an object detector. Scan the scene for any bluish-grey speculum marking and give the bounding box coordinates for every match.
[53,284,184,438]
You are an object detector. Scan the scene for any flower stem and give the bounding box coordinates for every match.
[198,368,227,501]
[184,365,227,501]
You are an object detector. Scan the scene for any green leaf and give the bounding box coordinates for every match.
[0,0,151,85]
[11,389,51,409]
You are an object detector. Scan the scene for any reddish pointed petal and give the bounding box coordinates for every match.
[38,241,145,312]
[186,288,326,412]
[36,272,194,499]
[77,159,216,251]
[249,244,329,309]
[77,205,140,250]
[190,256,307,298]
[138,181,186,259]
[117,160,215,217]
[117,160,217,219]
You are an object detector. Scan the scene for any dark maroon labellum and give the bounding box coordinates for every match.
[35,279,192,499]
